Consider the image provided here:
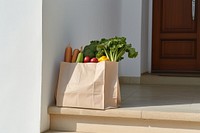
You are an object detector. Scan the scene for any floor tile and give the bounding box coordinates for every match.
[120,84,200,113]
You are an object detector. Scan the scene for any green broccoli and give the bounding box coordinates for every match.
[83,40,100,58]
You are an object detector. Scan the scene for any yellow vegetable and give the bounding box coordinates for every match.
[98,56,109,62]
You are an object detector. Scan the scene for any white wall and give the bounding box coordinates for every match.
[148,0,153,72]
[0,0,149,132]
[42,0,121,131]
[141,0,149,73]
[119,0,142,77]
[0,0,42,133]
[42,0,149,131]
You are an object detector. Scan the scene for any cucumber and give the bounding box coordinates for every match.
[76,47,84,63]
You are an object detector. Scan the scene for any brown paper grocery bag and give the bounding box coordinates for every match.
[56,61,121,109]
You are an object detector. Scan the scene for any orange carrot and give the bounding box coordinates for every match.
[64,44,72,62]
[71,49,80,63]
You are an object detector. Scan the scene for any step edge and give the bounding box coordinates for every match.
[48,106,200,122]
[48,106,141,119]
[119,75,200,86]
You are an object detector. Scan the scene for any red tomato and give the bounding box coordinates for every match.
[84,56,90,63]
[90,57,98,63]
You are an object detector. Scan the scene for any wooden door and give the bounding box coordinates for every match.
[152,0,200,72]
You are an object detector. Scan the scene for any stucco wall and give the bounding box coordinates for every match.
[0,0,150,132]
[42,0,149,131]
[42,0,121,131]
[119,0,142,77]
[141,0,150,74]
[0,0,42,133]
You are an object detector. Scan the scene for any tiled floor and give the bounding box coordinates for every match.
[120,84,200,113]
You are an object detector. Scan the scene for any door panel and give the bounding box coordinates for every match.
[162,0,196,32]
[161,40,196,58]
[152,0,200,72]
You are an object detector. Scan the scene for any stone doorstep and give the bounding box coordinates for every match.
[48,106,200,123]
[119,75,200,86]
[47,106,200,133]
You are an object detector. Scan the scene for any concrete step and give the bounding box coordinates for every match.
[47,84,200,133]
[48,106,200,133]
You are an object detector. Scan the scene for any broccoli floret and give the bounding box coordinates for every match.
[83,40,100,58]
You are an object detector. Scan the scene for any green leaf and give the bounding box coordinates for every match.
[91,36,138,62]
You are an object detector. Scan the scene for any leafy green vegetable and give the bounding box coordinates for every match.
[83,40,100,58]
[96,36,138,62]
